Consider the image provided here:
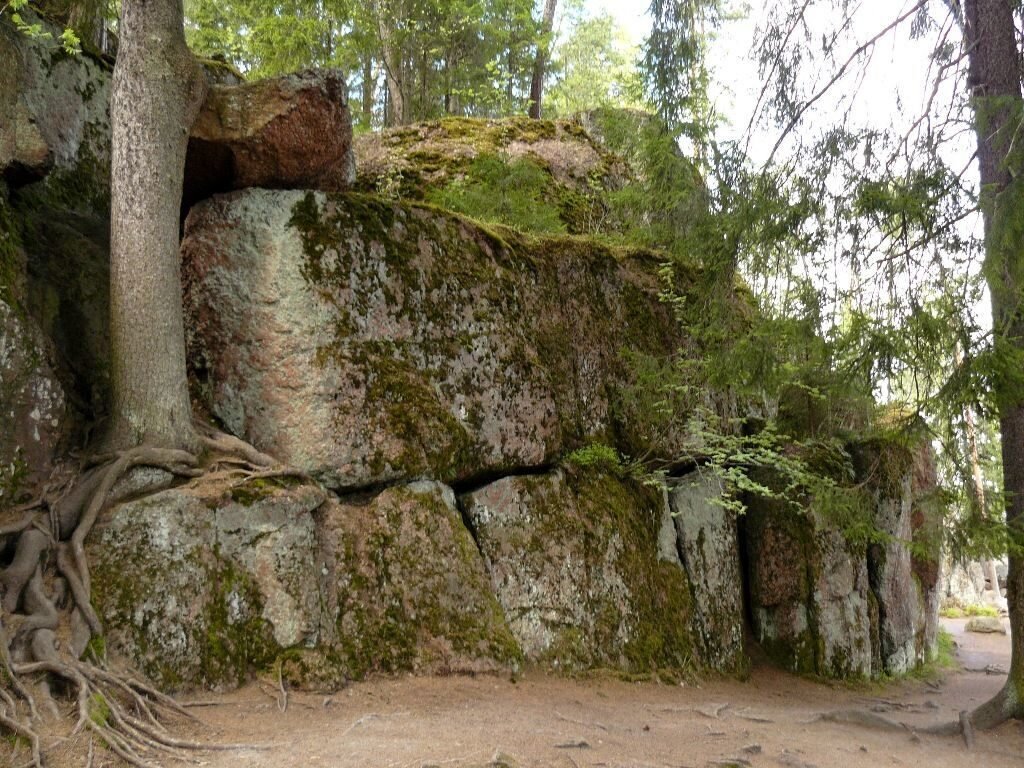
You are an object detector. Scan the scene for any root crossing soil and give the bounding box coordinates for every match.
[173,618,1023,768]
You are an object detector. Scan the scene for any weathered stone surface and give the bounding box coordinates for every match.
[182,188,684,490]
[0,12,113,424]
[668,474,744,671]
[353,116,627,218]
[319,481,521,679]
[0,16,111,185]
[964,616,1007,635]
[858,439,941,675]
[185,69,354,210]
[0,297,67,500]
[745,499,873,678]
[90,475,330,691]
[459,469,697,672]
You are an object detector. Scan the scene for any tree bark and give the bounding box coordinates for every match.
[362,55,375,127]
[107,0,207,451]
[963,0,1024,725]
[528,0,558,119]
[375,0,406,126]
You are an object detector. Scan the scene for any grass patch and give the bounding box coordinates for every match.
[906,628,958,681]
[940,603,999,619]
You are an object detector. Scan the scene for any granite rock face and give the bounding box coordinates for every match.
[89,475,330,690]
[745,497,874,678]
[319,481,521,680]
[0,17,111,185]
[0,298,67,498]
[667,474,745,672]
[459,469,697,672]
[182,189,684,490]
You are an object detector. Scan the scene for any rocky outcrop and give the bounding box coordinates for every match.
[745,497,874,678]
[459,469,697,672]
[182,189,686,491]
[184,69,355,211]
[319,482,521,681]
[745,439,942,679]
[667,475,745,672]
[0,17,111,186]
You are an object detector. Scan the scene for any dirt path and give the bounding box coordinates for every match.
[183,620,1023,768]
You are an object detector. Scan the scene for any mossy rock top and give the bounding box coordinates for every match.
[353,116,632,235]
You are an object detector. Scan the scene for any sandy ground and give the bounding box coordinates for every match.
[171,618,1023,768]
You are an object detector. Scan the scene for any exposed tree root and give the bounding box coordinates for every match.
[811,697,1023,751]
[0,431,283,766]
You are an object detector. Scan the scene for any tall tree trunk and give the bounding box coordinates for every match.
[964,0,1024,726]
[957,346,1004,599]
[107,0,207,451]
[528,0,558,119]
[375,0,406,126]
[362,55,375,127]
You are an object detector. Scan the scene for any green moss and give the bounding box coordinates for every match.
[229,475,300,506]
[87,692,110,727]
[82,634,106,662]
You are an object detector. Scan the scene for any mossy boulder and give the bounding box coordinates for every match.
[353,117,629,235]
[459,469,697,674]
[89,474,330,691]
[745,496,874,678]
[182,188,689,490]
[319,481,521,679]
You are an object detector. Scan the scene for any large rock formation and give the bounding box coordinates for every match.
[182,189,685,491]
[0,22,944,690]
[459,469,697,672]
[745,439,942,679]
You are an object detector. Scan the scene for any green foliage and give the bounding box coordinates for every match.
[184,0,542,125]
[2,0,80,52]
[546,13,642,117]
[426,154,566,234]
[564,443,623,473]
